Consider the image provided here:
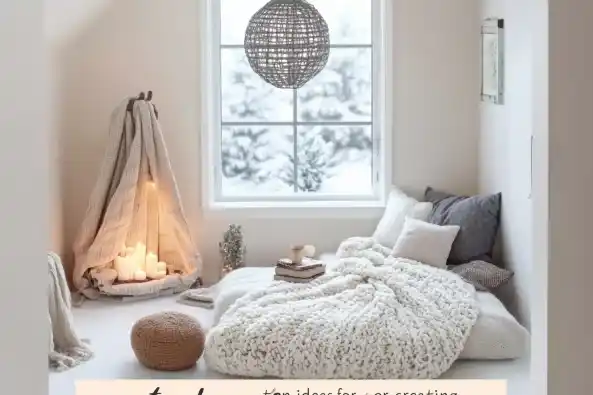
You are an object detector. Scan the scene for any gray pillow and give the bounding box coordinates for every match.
[449,260,513,292]
[425,187,501,264]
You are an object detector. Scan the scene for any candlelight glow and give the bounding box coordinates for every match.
[114,242,167,282]
[112,180,165,282]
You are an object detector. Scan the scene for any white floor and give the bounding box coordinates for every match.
[49,296,531,395]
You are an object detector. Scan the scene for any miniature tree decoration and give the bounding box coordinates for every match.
[219,224,246,276]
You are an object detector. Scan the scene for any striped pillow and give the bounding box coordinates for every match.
[449,260,513,292]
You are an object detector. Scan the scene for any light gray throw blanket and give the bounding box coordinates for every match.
[48,252,92,371]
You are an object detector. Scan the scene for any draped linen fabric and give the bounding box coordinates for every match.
[72,98,201,299]
[48,252,93,371]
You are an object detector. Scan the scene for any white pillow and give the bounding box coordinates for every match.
[391,217,460,269]
[372,187,433,248]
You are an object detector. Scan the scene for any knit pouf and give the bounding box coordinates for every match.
[131,311,205,371]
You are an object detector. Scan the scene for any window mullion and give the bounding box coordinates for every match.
[292,88,299,193]
[221,121,373,127]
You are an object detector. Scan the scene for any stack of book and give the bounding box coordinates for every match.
[274,257,326,283]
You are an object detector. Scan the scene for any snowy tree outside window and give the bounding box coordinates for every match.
[215,0,381,201]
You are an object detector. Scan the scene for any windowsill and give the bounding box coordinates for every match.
[202,200,386,219]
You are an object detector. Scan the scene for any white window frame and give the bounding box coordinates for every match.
[200,0,393,216]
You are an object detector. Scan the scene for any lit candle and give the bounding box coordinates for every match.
[133,242,147,270]
[133,270,147,281]
[115,256,132,281]
[125,246,135,257]
[145,252,158,278]
[151,269,166,280]
[126,260,135,280]
[152,261,167,279]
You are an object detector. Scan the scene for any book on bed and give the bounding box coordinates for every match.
[274,273,324,283]
[275,265,325,278]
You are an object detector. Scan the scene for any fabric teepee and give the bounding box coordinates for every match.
[72,94,201,300]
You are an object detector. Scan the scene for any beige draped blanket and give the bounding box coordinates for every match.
[72,97,201,299]
[49,252,92,371]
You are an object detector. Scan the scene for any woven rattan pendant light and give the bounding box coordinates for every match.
[244,0,330,89]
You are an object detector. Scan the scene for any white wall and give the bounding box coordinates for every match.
[486,1,593,393]
[530,1,547,394]
[479,0,534,327]
[0,1,49,393]
[44,5,64,255]
[44,0,480,285]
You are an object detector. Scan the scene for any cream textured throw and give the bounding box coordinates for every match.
[72,98,201,299]
[204,237,479,379]
[48,252,93,371]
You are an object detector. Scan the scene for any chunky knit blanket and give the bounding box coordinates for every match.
[204,237,479,379]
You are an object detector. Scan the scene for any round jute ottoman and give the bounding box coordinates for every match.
[131,311,205,371]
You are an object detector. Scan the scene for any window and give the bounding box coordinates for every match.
[201,0,392,208]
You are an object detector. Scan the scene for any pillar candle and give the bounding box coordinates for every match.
[133,270,147,281]
[134,242,147,270]
[126,259,135,281]
[151,261,167,279]
[151,270,167,280]
[115,256,132,281]
[145,252,159,279]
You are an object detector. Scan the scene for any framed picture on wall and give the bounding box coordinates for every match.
[481,18,504,105]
